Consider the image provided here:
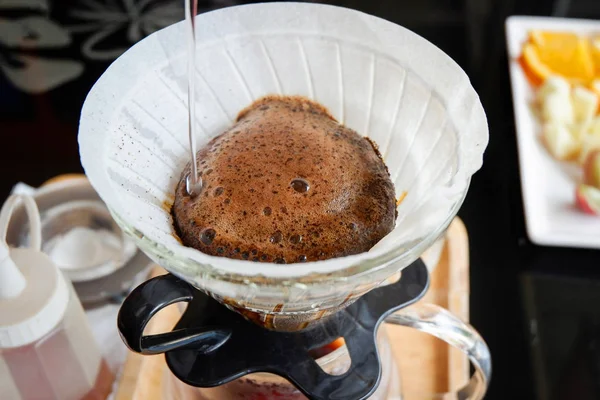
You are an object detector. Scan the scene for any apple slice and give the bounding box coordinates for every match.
[570,121,591,142]
[588,116,600,136]
[583,150,600,189]
[578,131,600,165]
[590,79,600,98]
[538,76,570,102]
[575,184,600,215]
[543,122,579,160]
[572,86,599,124]
[541,91,574,125]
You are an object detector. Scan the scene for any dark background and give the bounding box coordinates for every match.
[2,1,600,399]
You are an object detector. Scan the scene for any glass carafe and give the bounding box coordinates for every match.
[163,328,397,400]
[156,301,488,400]
[118,259,489,400]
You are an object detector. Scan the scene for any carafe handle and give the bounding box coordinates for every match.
[385,303,491,400]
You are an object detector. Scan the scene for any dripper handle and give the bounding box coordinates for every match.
[117,273,231,355]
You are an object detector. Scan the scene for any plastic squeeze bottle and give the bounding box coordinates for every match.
[0,194,113,400]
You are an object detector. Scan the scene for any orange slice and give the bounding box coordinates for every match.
[591,79,600,94]
[529,30,579,48]
[522,30,595,85]
[521,43,554,85]
[591,38,600,76]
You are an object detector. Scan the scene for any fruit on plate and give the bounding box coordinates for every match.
[592,38,600,76]
[538,77,598,126]
[537,76,571,101]
[536,76,600,164]
[575,184,600,215]
[587,115,600,136]
[521,30,600,216]
[541,88,573,125]
[522,30,595,85]
[578,126,600,165]
[542,122,579,160]
[521,44,553,86]
[572,86,599,123]
[590,79,600,99]
[529,30,579,47]
[583,149,600,188]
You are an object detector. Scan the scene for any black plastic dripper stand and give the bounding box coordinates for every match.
[118,259,429,400]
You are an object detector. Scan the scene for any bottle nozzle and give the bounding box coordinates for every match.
[0,194,41,299]
[0,243,26,299]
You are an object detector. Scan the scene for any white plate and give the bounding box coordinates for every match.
[505,16,600,249]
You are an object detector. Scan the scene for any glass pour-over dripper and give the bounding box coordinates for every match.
[78,2,488,331]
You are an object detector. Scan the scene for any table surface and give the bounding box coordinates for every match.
[3,1,600,399]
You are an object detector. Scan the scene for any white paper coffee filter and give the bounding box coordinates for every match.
[79,3,487,279]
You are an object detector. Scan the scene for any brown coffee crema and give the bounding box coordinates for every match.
[172,95,396,264]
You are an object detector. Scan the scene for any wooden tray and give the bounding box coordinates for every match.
[385,217,470,399]
[113,218,470,400]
